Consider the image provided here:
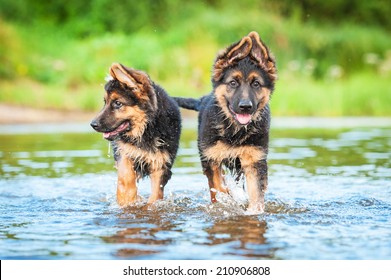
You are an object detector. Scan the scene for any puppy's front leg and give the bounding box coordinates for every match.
[148,169,166,204]
[243,159,267,213]
[116,156,138,207]
[203,161,228,203]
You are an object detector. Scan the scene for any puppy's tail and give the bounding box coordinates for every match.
[173,97,201,112]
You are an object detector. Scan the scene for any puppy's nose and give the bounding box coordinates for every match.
[90,120,100,130]
[238,100,253,112]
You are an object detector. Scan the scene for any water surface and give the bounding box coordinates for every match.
[0,119,390,259]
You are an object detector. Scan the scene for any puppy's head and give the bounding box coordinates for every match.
[212,32,277,125]
[90,63,157,141]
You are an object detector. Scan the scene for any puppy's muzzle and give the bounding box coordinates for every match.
[238,100,253,114]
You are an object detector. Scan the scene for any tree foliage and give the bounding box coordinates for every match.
[1,0,390,37]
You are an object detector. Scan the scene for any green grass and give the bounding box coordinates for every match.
[0,79,102,111]
[272,72,391,116]
[1,4,391,116]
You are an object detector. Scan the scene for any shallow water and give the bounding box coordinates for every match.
[0,119,390,260]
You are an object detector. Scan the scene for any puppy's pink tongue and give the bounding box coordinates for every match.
[103,122,129,139]
[236,113,252,125]
[103,132,112,139]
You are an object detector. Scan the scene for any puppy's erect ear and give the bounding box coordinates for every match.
[226,36,252,64]
[213,36,252,82]
[248,31,277,82]
[110,63,141,88]
[109,63,154,103]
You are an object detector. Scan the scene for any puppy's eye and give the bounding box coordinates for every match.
[229,80,239,88]
[113,100,123,109]
[252,81,261,88]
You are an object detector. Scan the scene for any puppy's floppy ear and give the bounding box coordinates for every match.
[212,36,252,82]
[248,31,277,82]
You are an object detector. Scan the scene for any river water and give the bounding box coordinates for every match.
[0,118,390,259]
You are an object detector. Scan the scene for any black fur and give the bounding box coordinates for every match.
[90,63,181,205]
[174,32,276,212]
[172,97,201,111]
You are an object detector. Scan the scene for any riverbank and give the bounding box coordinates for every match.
[0,104,389,135]
[0,103,197,125]
[0,104,95,124]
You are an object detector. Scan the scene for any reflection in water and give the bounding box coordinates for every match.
[100,207,277,259]
[205,217,275,258]
[101,209,179,258]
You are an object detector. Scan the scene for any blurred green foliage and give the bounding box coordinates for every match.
[2,0,390,34]
[273,0,391,29]
[0,0,390,115]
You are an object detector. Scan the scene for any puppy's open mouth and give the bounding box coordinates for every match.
[103,121,130,140]
[229,106,252,125]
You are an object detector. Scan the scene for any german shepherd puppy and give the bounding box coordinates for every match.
[91,63,181,207]
[174,32,277,213]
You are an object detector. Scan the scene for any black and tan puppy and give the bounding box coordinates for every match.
[174,32,277,213]
[91,63,181,207]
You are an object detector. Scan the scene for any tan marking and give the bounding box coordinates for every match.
[252,87,271,120]
[148,169,164,203]
[230,70,243,80]
[122,106,148,141]
[247,70,271,113]
[259,87,271,108]
[243,165,266,213]
[214,84,235,123]
[247,71,265,85]
[117,142,171,172]
[203,141,266,167]
[116,157,139,207]
[204,162,228,203]
[108,92,126,103]
[106,89,150,141]
[104,90,148,141]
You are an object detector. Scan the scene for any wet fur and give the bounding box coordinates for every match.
[174,32,277,213]
[91,63,181,207]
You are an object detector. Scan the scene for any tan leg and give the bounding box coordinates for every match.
[148,169,164,204]
[204,162,228,203]
[116,157,138,207]
[244,167,265,213]
[240,153,267,213]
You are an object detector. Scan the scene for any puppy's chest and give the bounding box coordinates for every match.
[215,123,258,146]
[202,140,266,166]
[115,140,171,171]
